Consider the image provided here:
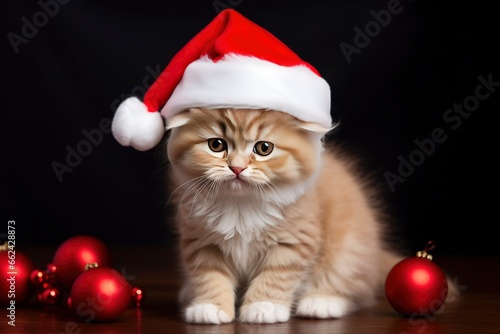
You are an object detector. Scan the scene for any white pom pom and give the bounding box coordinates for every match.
[111,97,165,151]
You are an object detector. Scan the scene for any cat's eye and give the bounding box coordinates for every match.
[253,141,274,156]
[208,138,227,152]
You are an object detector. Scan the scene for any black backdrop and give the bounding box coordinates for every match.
[3,0,498,256]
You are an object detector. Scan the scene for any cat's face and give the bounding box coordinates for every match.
[166,108,327,195]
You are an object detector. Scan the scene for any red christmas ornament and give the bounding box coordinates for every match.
[70,264,131,322]
[52,235,111,290]
[385,241,448,316]
[38,287,61,306]
[30,269,47,289]
[67,296,73,310]
[131,286,143,307]
[45,263,58,285]
[31,262,66,307]
[0,243,35,305]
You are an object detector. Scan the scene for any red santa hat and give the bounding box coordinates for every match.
[111,9,332,151]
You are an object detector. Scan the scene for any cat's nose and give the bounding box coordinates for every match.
[229,166,247,176]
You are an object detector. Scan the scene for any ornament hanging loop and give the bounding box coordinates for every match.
[416,240,436,260]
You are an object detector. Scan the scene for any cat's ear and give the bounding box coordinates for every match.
[297,122,336,134]
[166,108,207,130]
[166,111,191,130]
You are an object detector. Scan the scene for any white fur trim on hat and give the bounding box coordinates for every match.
[161,54,332,128]
[111,97,165,151]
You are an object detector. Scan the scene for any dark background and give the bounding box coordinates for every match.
[2,1,498,256]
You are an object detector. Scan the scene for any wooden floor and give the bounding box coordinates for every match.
[5,243,500,334]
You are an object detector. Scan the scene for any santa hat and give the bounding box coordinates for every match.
[111,9,332,151]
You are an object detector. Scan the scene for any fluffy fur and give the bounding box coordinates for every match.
[163,108,451,324]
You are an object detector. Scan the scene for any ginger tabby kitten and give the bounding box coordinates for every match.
[165,107,406,324]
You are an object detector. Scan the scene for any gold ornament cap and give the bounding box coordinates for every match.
[84,262,99,271]
[416,240,436,260]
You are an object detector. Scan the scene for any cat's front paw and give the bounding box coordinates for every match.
[239,301,290,323]
[185,303,233,324]
[295,296,350,319]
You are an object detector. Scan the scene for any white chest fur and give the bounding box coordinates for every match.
[219,235,257,274]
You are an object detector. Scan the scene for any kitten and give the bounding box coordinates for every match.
[164,107,438,324]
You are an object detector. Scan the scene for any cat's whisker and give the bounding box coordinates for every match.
[189,178,214,217]
[168,175,205,208]
[177,178,210,219]
[179,178,207,205]
[254,183,266,199]
[199,178,223,217]
[151,161,170,180]
[261,182,284,208]
[208,178,222,200]
[170,177,208,225]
